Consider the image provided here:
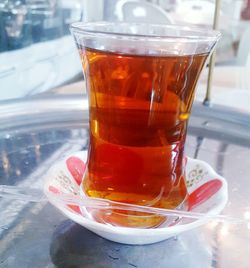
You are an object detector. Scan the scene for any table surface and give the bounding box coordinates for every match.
[0,88,250,268]
[197,66,250,112]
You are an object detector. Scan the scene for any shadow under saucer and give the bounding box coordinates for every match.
[50,220,213,268]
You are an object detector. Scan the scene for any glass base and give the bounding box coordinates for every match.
[79,183,187,229]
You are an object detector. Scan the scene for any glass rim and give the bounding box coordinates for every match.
[70,21,221,42]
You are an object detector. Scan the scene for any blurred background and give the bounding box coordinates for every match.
[0,0,250,109]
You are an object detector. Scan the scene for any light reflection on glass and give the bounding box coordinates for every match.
[220,224,229,237]
[207,220,218,229]
[2,151,10,175]
[15,169,21,176]
[244,211,250,220]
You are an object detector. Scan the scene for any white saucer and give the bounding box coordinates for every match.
[44,151,228,245]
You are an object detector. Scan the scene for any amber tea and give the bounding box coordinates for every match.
[80,47,208,227]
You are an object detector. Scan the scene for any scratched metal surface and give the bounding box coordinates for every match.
[0,94,250,268]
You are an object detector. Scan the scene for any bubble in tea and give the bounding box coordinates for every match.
[80,47,208,228]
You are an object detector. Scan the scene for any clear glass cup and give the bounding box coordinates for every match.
[70,22,220,228]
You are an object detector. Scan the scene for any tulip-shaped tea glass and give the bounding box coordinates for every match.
[70,22,220,228]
